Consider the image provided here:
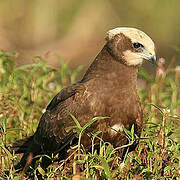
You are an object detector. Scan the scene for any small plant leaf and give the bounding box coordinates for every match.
[81,117,108,133]
[102,160,114,180]
[70,114,82,131]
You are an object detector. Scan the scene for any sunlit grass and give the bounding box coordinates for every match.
[0,51,179,179]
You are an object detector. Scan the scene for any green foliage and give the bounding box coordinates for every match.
[0,51,179,179]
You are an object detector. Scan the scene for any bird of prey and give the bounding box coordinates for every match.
[12,27,156,172]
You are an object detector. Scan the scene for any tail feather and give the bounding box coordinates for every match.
[11,135,43,173]
[15,152,33,172]
[11,135,67,173]
[11,136,34,154]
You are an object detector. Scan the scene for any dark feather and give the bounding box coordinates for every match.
[10,136,34,153]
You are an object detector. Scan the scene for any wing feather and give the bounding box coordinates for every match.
[33,82,85,152]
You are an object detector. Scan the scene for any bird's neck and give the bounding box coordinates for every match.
[82,45,138,89]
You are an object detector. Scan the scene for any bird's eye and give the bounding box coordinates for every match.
[133,42,144,49]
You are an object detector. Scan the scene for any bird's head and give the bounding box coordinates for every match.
[106,27,156,66]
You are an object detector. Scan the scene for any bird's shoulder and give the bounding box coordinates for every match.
[46,82,85,111]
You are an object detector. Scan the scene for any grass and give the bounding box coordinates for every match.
[0,51,179,179]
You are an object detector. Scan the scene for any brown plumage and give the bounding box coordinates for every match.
[11,27,156,172]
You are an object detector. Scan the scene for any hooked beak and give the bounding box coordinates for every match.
[149,54,157,65]
[143,48,157,66]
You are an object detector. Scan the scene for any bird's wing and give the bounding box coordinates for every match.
[46,83,81,111]
[33,82,86,152]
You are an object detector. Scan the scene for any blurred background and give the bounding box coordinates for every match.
[0,0,179,70]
